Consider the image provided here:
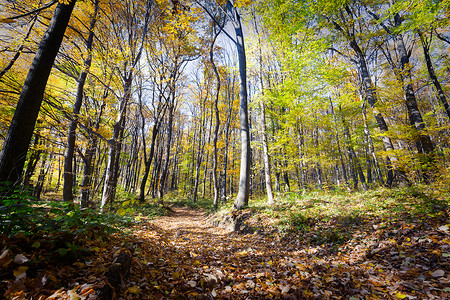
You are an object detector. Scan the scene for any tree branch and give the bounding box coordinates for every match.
[0,0,57,22]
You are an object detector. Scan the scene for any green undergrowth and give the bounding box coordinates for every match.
[0,185,169,239]
[212,184,449,247]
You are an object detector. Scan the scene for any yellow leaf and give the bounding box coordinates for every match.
[395,292,407,299]
[14,266,28,277]
[127,286,140,294]
[117,208,126,216]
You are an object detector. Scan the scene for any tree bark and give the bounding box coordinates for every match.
[80,100,105,208]
[393,16,434,156]
[101,75,132,210]
[228,1,251,210]
[157,103,174,203]
[63,0,99,203]
[210,32,221,209]
[419,31,450,122]
[349,39,397,186]
[260,101,274,204]
[221,76,235,203]
[0,0,76,185]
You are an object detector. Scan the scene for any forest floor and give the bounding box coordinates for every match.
[1,187,450,299]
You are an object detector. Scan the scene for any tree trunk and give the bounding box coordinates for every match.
[329,99,349,188]
[101,74,132,210]
[80,100,105,208]
[393,16,434,156]
[23,130,43,187]
[0,0,76,185]
[362,106,384,186]
[221,80,234,203]
[192,123,204,203]
[419,31,450,121]
[63,0,99,203]
[228,1,251,210]
[139,122,160,202]
[210,33,221,209]
[349,39,397,186]
[339,106,367,191]
[157,104,174,203]
[260,101,274,204]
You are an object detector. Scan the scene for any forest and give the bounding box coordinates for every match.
[0,0,449,299]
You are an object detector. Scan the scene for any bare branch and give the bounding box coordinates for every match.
[1,1,57,22]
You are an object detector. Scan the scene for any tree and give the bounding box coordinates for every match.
[0,0,76,185]
[227,1,251,210]
[209,26,222,209]
[63,0,99,203]
[100,0,152,210]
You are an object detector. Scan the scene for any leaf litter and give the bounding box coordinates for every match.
[0,204,449,299]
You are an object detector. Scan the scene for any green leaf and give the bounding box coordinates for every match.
[56,248,69,256]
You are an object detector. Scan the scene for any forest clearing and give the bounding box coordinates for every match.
[0,0,450,298]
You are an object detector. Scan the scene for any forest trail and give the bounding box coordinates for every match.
[124,206,449,299]
[130,206,303,298]
[149,206,224,234]
[2,205,448,299]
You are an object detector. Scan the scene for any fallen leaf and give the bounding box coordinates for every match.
[187,280,196,287]
[127,286,141,294]
[13,266,28,278]
[438,225,449,233]
[279,280,290,294]
[430,270,445,277]
[13,254,29,265]
[0,248,12,267]
[246,280,255,289]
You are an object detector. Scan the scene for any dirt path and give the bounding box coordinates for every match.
[128,206,298,298]
[123,207,448,299]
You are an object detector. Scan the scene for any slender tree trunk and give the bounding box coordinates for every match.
[101,74,132,210]
[139,122,160,202]
[192,123,204,203]
[23,130,43,187]
[63,0,99,203]
[158,104,174,203]
[329,99,349,187]
[260,101,274,204]
[393,18,434,156]
[339,106,367,190]
[210,32,221,209]
[34,155,47,199]
[0,0,76,185]
[80,100,105,208]
[419,31,450,121]
[349,39,397,186]
[221,88,234,203]
[228,1,251,210]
